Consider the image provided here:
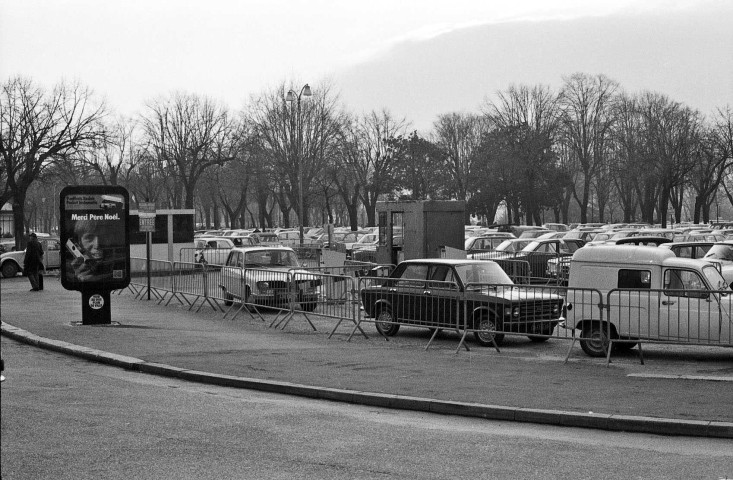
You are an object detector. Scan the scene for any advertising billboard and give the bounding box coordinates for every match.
[60,186,131,291]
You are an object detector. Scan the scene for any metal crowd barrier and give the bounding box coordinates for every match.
[127,257,176,304]
[351,277,466,349]
[120,259,732,363]
[214,266,320,332]
[290,246,322,268]
[601,287,733,364]
[472,252,570,285]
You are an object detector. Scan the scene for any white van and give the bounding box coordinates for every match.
[566,246,732,356]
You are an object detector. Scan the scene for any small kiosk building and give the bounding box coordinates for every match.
[375,200,466,265]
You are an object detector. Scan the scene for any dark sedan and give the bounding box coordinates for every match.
[359,259,564,346]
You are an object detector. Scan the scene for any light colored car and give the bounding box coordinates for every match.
[250,232,282,246]
[701,240,733,286]
[218,246,321,311]
[276,230,323,248]
[0,237,62,278]
[193,237,236,265]
[464,233,515,254]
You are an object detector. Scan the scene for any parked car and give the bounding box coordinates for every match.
[659,241,713,260]
[518,229,552,239]
[218,246,321,311]
[464,233,515,255]
[322,230,363,250]
[566,245,731,357]
[276,230,323,248]
[542,223,569,232]
[193,237,236,265]
[478,238,585,283]
[701,240,733,285]
[563,229,605,242]
[359,258,564,346]
[470,238,534,259]
[227,235,259,248]
[250,232,282,246]
[0,237,62,278]
[345,233,379,258]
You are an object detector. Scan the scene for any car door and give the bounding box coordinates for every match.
[425,264,460,329]
[43,239,62,269]
[392,263,428,323]
[220,251,244,298]
[661,268,720,342]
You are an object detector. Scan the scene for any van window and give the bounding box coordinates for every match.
[618,269,651,289]
[664,269,707,297]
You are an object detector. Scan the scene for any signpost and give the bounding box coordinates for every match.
[138,202,156,300]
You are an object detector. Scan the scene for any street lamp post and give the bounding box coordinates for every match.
[285,84,312,246]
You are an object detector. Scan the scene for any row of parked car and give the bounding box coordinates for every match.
[463,222,733,286]
[193,226,381,263]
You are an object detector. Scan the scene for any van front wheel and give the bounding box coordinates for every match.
[580,323,611,357]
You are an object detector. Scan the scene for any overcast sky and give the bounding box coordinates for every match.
[1,0,731,132]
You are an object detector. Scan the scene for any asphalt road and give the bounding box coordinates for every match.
[2,337,733,480]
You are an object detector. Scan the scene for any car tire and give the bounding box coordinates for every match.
[474,315,504,347]
[375,308,400,337]
[1,262,19,278]
[580,323,611,357]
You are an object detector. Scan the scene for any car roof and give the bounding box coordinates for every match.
[400,258,492,266]
[660,241,714,248]
[614,236,673,245]
[231,245,295,253]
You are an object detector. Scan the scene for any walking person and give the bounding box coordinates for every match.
[24,232,44,291]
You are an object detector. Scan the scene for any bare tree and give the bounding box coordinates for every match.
[352,109,409,226]
[72,115,139,186]
[0,76,107,244]
[485,84,562,224]
[140,92,237,209]
[433,112,488,221]
[246,81,344,228]
[559,73,619,224]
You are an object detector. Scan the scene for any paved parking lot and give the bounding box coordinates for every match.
[1,274,732,436]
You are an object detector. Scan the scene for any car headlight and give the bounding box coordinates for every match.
[513,306,520,317]
[256,281,271,292]
[552,303,560,314]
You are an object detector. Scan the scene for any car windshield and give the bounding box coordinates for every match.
[704,244,733,262]
[244,250,299,267]
[455,263,512,286]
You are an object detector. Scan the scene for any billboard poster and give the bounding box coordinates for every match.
[60,186,131,291]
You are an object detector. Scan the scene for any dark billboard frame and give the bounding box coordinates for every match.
[60,185,131,292]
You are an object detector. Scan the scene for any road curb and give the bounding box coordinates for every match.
[2,321,731,438]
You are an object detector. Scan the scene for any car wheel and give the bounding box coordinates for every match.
[580,323,611,357]
[375,308,400,337]
[474,315,504,347]
[1,262,19,278]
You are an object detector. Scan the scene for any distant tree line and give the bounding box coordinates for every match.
[2,73,732,246]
